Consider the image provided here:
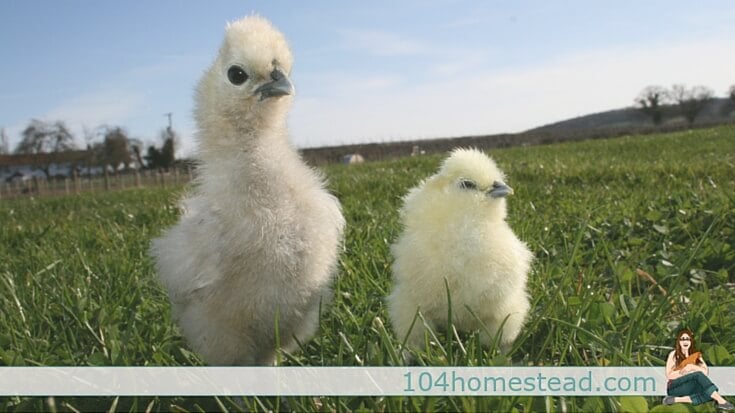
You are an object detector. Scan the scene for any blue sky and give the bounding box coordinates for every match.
[1,1,734,155]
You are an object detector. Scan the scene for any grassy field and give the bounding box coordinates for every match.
[1,126,734,412]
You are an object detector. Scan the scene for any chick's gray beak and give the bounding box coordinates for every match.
[488,181,514,198]
[255,67,294,101]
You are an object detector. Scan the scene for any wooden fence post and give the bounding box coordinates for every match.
[72,170,80,194]
[104,169,110,191]
[135,170,141,188]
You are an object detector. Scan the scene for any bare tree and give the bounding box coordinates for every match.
[101,126,133,172]
[635,86,668,125]
[669,84,714,127]
[719,85,735,117]
[0,128,9,154]
[15,119,77,178]
[159,127,177,170]
[80,126,100,175]
[128,138,145,169]
[144,145,162,169]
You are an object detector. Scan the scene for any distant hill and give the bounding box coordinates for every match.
[300,98,735,165]
[526,98,734,134]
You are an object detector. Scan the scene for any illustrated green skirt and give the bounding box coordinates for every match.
[667,371,718,406]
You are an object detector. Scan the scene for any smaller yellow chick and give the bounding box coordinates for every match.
[387,148,532,352]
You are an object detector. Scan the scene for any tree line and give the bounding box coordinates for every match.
[0,120,179,179]
[635,84,735,126]
[2,83,733,178]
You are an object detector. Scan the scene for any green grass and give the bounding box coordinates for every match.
[1,126,734,412]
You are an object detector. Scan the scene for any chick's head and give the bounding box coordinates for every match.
[195,15,295,145]
[405,148,513,225]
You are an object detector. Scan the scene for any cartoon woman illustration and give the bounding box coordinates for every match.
[663,328,733,410]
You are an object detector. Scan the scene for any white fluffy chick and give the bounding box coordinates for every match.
[150,16,344,365]
[387,148,532,352]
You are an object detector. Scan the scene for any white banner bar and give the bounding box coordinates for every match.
[1,367,733,396]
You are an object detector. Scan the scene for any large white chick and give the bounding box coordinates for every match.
[388,148,532,352]
[150,16,344,365]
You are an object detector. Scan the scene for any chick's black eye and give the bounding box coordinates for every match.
[458,179,477,190]
[227,66,248,85]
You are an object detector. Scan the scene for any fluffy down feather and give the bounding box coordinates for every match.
[150,16,344,365]
[387,148,532,351]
